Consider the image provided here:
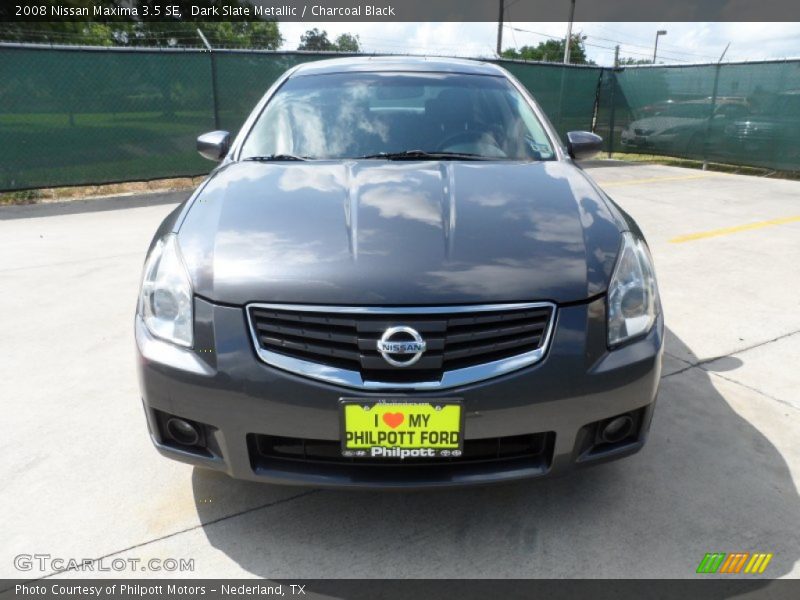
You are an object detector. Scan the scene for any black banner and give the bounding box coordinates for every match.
[2,0,800,22]
[2,580,800,600]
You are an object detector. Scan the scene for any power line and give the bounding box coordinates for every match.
[503,23,715,62]
[503,24,693,63]
[584,32,719,60]
[591,23,720,56]
[590,23,750,62]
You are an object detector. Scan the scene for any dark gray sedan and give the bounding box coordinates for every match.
[136,57,663,488]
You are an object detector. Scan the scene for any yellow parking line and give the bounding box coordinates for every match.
[670,215,800,243]
[597,174,719,187]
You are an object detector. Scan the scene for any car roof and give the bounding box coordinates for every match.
[290,55,506,77]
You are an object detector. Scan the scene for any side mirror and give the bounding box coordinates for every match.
[197,130,231,162]
[566,131,603,161]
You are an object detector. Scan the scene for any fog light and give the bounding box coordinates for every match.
[600,415,634,444]
[166,417,201,446]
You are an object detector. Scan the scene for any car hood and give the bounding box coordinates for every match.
[177,160,622,306]
[627,116,702,133]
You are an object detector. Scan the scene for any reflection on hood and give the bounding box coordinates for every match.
[178,160,622,305]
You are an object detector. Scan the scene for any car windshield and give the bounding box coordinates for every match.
[655,104,710,118]
[773,94,800,116]
[240,71,557,161]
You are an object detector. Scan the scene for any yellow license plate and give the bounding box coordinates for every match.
[340,399,463,459]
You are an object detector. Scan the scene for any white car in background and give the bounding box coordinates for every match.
[620,98,750,155]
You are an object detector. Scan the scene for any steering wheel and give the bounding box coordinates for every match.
[437,128,501,152]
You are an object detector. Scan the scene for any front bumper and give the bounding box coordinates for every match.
[136,296,663,489]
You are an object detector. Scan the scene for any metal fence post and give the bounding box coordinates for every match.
[702,65,721,170]
[703,43,730,170]
[197,29,221,130]
[607,69,618,158]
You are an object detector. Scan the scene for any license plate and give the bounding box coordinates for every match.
[340,399,463,459]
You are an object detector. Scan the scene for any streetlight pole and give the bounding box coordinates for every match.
[563,0,576,64]
[653,29,667,64]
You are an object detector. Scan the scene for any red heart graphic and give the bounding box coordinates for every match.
[382,412,404,429]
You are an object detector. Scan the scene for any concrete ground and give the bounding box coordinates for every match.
[1,162,798,581]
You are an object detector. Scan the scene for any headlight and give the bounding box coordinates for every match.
[607,232,660,347]
[138,234,193,347]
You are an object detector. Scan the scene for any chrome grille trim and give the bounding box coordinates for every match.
[245,302,557,390]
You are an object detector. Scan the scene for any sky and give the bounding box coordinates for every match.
[278,22,800,65]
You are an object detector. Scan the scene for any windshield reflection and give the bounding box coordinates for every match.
[240,72,556,161]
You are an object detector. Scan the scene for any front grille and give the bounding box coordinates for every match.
[247,303,555,386]
[248,432,555,468]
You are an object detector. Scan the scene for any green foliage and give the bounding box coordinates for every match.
[618,57,652,66]
[334,33,361,53]
[501,35,592,65]
[297,28,361,52]
[0,189,43,205]
[297,28,334,51]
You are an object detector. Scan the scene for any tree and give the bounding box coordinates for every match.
[297,28,361,52]
[297,28,335,51]
[618,57,652,66]
[334,33,361,53]
[501,34,592,65]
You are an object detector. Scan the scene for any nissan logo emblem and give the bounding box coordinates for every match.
[376,326,427,367]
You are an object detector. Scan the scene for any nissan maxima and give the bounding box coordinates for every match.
[136,57,663,488]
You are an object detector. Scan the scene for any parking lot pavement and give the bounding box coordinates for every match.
[1,162,798,581]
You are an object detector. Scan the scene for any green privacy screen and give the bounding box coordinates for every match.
[0,46,331,190]
[596,61,800,171]
[1,46,215,190]
[2,44,800,191]
[0,45,599,191]
[496,61,600,136]
[0,47,331,190]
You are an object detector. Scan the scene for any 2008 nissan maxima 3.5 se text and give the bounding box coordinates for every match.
[136,57,663,488]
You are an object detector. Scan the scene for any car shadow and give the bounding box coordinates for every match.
[191,327,799,583]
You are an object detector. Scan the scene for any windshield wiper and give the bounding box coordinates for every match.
[359,150,496,161]
[243,154,311,162]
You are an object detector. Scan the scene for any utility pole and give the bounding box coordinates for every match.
[613,44,620,68]
[653,29,667,64]
[496,0,504,56]
[563,0,576,64]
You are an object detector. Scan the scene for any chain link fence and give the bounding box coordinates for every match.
[595,60,800,171]
[1,43,799,191]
